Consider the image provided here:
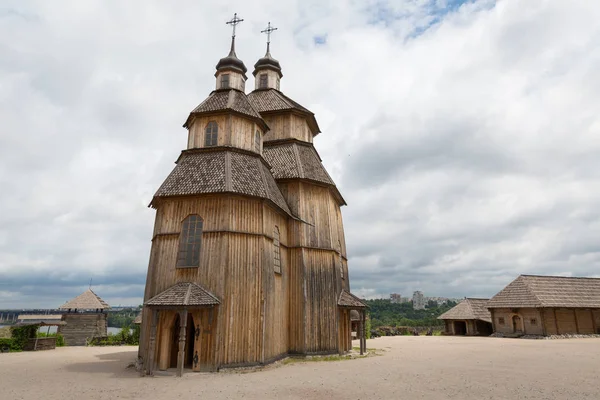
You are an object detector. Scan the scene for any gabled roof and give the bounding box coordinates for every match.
[487,275,600,309]
[184,89,267,130]
[247,89,320,135]
[150,148,293,217]
[58,289,110,310]
[338,290,368,308]
[263,140,346,206]
[146,282,220,307]
[438,298,491,323]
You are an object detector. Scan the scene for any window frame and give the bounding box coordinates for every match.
[259,74,268,89]
[221,73,230,89]
[204,121,218,147]
[498,317,505,325]
[176,215,203,268]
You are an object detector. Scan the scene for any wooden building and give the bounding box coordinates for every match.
[487,275,600,337]
[138,17,367,376]
[57,289,110,346]
[438,298,493,336]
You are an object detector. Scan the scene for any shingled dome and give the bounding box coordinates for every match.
[253,50,282,77]
[216,39,247,75]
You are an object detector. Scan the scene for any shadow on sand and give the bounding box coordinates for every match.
[64,348,140,379]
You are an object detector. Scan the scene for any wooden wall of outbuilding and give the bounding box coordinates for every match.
[58,313,107,346]
[491,308,600,335]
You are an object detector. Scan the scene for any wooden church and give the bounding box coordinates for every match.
[138,15,367,376]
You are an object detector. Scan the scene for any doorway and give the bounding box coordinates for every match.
[512,315,522,333]
[453,321,467,335]
[170,314,180,368]
[185,313,196,368]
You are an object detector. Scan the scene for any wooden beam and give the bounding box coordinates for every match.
[591,309,597,335]
[146,309,159,376]
[540,308,547,336]
[574,309,579,334]
[553,308,559,335]
[177,309,188,377]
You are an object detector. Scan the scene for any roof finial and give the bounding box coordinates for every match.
[261,22,278,54]
[226,13,244,54]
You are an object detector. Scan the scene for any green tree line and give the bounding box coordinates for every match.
[366,299,457,328]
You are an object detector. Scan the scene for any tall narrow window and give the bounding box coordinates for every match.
[273,226,281,274]
[205,122,218,147]
[259,74,268,89]
[221,74,230,88]
[176,215,203,268]
[254,130,261,152]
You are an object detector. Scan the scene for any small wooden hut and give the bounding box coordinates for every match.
[487,275,600,336]
[57,289,110,346]
[15,315,66,351]
[438,298,493,336]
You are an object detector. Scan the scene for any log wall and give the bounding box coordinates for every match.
[58,313,107,346]
[187,115,264,154]
[493,308,599,335]
[262,114,313,143]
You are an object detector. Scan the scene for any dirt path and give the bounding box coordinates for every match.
[1,336,599,400]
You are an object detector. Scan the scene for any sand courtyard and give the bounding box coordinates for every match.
[1,336,599,400]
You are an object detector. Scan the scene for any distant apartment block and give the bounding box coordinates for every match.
[412,291,425,310]
[390,293,402,303]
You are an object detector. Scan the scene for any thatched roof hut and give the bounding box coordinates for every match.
[488,275,600,336]
[57,289,110,346]
[438,298,492,336]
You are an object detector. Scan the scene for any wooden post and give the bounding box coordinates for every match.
[177,309,188,377]
[359,310,365,355]
[540,308,547,336]
[573,309,579,334]
[146,309,159,376]
[553,308,559,335]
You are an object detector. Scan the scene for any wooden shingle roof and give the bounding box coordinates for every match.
[247,89,320,135]
[146,282,220,307]
[338,290,368,308]
[438,298,491,323]
[487,275,600,309]
[151,149,292,216]
[58,289,110,310]
[184,89,267,130]
[263,141,346,206]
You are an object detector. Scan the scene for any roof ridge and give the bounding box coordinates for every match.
[521,274,600,280]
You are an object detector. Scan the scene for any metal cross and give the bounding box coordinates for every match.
[261,22,278,47]
[226,13,244,38]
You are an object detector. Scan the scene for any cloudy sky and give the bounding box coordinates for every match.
[1,0,600,308]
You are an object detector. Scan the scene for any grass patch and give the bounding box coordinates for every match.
[0,327,11,339]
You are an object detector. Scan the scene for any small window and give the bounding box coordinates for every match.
[176,215,203,268]
[259,74,268,89]
[221,74,230,89]
[530,318,537,325]
[254,130,261,152]
[205,121,218,147]
[273,226,281,274]
[498,317,505,325]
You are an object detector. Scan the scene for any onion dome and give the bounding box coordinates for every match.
[253,45,282,77]
[216,38,247,75]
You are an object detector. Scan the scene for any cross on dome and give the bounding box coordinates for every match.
[261,22,278,52]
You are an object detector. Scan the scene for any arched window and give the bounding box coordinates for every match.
[204,122,218,147]
[176,215,203,268]
[254,130,261,152]
[273,226,281,274]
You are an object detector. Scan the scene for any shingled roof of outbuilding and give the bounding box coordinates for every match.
[247,89,320,135]
[58,289,110,310]
[183,89,267,130]
[146,282,220,307]
[487,275,600,309]
[338,290,368,308]
[150,148,292,216]
[263,141,346,205]
[438,298,491,323]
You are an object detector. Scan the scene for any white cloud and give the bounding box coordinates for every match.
[1,0,600,307]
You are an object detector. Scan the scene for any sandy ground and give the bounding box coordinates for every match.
[1,336,599,400]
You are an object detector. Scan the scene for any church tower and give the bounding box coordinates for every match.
[139,15,366,376]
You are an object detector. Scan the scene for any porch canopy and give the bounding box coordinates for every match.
[144,282,220,376]
[338,290,368,355]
